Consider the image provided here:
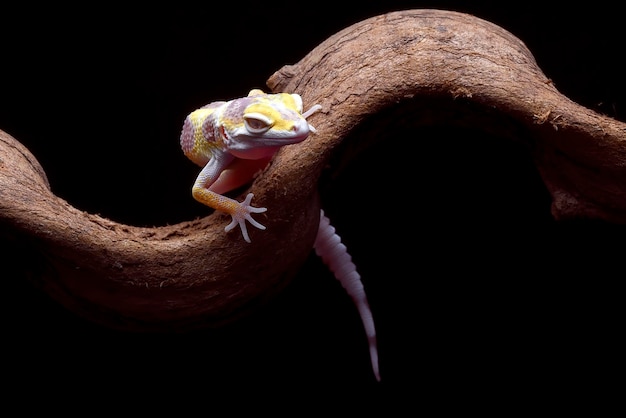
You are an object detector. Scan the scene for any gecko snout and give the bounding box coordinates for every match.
[288,119,312,140]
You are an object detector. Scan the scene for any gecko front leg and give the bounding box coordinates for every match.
[191,151,266,243]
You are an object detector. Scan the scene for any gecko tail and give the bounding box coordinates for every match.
[314,210,380,381]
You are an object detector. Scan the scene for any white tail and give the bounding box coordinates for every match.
[314,210,380,381]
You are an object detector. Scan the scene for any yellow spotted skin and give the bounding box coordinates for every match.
[180,102,224,167]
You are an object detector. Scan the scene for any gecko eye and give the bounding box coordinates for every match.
[244,112,273,134]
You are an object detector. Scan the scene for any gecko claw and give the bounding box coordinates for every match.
[224,193,267,243]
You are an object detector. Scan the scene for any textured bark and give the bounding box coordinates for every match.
[2,9,625,330]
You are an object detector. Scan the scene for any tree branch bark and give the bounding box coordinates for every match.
[2,9,625,330]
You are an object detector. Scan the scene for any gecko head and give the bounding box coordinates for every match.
[217,92,319,159]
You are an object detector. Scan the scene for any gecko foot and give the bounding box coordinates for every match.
[224,193,267,243]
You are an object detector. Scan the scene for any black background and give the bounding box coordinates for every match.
[1,1,623,411]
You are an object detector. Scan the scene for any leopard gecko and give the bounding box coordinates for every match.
[180,89,380,381]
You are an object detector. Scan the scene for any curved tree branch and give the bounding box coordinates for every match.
[2,9,625,330]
